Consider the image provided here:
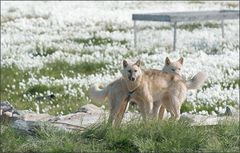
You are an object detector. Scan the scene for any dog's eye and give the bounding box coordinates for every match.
[128,70,131,73]
[134,70,137,72]
[171,68,175,71]
[178,68,181,70]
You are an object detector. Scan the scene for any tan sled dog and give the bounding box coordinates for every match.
[90,61,207,125]
[159,57,207,119]
[159,57,184,119]
[126,57,184,113]
[120,59,207,120]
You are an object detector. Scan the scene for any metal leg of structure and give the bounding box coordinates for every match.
[173,22,177,51]
[134,20,137,48]
[221,19,224,38]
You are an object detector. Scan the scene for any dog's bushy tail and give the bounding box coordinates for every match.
[89,83,108,103]
[186,72,208,90]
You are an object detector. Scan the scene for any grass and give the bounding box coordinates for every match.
[36,60,109,78]
[1,64,238,115]
[71,36,128,46]
[181,99,237,115]
[33,43,58,57]
[202,79,240,90]
[139,21,220,32]
[1,60,107,115]
[1,66,33,110]
[1,119,239,153]
[105,24,128,33]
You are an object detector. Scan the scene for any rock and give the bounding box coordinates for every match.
[77,104,104,114]
[51,112,106,128]
[46,94,56,100]
[3,111,13,118]
[11,120,67,135]
[224,106,232,116]
[181,113,239,126]
[218,106,239,117]
[1,101,20,120]
[15,110,34,116]
[51,109,141,130]
[11,120,42,135]
[1,101,14,112]
[35,94,56,101]
[23,112,55,121]
[226,106,239,116]
[1,101,19,114]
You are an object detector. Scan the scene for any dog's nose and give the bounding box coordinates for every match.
[131,78,135,81]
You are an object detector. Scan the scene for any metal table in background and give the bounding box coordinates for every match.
[132,10,239,51]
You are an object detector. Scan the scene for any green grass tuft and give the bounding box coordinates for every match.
[181,102,195,113]
[37,60,109,79]
[25,84,51,95]
[71,36,128,46]
[33,43,57,57]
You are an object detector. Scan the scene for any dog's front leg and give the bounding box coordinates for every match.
[114,99,129,126]
[145,101,153,119]
[141,95,154,120]
[136,100,147,121]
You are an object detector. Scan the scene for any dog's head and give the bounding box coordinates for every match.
[162,57,183,75]
[121,59,143,82]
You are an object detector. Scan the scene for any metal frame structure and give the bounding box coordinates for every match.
[132,10,239,51]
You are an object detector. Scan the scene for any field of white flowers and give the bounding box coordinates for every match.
[1,1,239,116]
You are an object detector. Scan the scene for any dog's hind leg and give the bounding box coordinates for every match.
[152,101,161,119]
[158,105,166,120]
[169,96,181,120]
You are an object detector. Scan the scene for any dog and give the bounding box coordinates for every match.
[120,59,207,121]
[90,60,207,125]
[126,56,184,113]
[159,56,185,119]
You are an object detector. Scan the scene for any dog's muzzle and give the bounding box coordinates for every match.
[128,77,135,81]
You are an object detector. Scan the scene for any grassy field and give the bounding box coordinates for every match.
[1,1,239,116]
[1,118,239,153]
[1,1,239,152]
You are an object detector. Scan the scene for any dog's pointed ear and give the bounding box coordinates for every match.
[123,60,128,68]
[165,57,171,65]
[178,57,184,65]
[135,59,141,67]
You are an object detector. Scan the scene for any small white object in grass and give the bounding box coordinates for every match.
[34,103,40,114]
[101,105,105,110]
